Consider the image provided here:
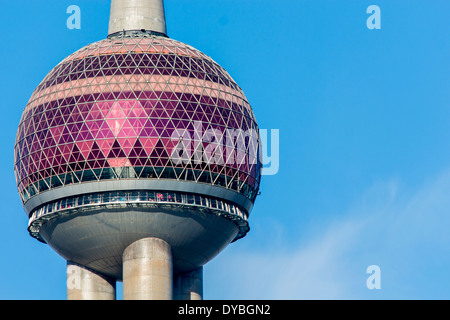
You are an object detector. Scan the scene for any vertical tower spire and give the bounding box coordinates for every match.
[108,0,167,36]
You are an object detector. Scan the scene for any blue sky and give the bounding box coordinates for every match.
[0,0,449,300]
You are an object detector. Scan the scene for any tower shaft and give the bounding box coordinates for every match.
[174,267,203,300]
[122,237,173,300]
[67,262,116,300]
[108,0,167,36]
[66,239,205,300]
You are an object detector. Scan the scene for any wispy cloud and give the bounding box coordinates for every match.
[206,170,450,299]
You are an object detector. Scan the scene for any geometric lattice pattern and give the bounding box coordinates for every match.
[15,35,261,203]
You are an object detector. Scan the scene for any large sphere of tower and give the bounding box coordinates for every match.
[14,1,261,281]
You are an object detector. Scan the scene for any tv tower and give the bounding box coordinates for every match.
[14,0,261,300]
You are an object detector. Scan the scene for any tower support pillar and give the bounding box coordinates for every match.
[66,262,116,300]
[174,267,203,300]
[122,237,173,300]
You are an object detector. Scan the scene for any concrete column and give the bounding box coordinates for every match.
[66,262,116,300]
[122,237,173,300]
[173,267,203,300]
[108,0,167,36]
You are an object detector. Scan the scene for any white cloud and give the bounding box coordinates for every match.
[206,170,450,299]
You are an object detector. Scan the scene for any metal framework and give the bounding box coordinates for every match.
[15,34,261,206]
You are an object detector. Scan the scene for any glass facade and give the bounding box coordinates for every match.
[14,34,261,203]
